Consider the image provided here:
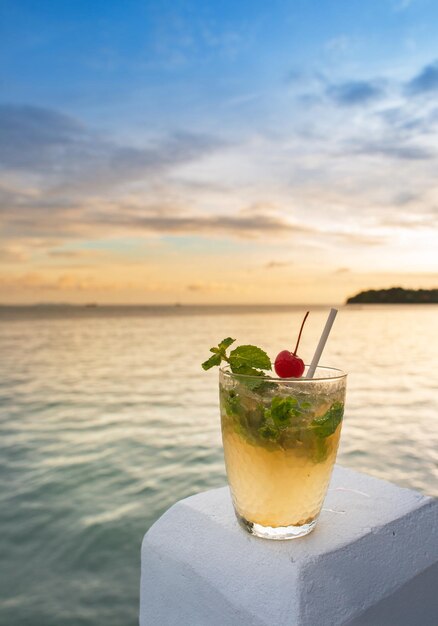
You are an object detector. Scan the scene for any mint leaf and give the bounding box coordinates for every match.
[270,396,302,428]
[229,345,271,372]
[234,371,266,391]
[202,338,235,370]
[313,438,329,463]
[250,380,276,394]
[202,338,272,379]
[259,423,279,441]
[231,364,264,376]
[218,337,235,351]
[202,353,222,370]
[311,401,344,438]
[222,389,242,417]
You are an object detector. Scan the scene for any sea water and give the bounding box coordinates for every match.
[0,305,437,625]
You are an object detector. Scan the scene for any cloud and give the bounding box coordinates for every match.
[327,80,384,106]
[379,209,438,229]
[325,36,350,53]
[0,187,86,238]
[0,173,317,241]
[0,104,225,192]
[352,139,434,160]
[0,183,309,240]
[333,267,350,274]
[330,231,384,246]
[377,105,438,139]
[0,88,430,280]
[185,281,240,293]
[0,178,388,249]
[285,68,307,85]
[0,244,29,263]
[0,105,86,171]
[0,272,118,292]
[97,205,314,239]
[0,184,78,215]
[48,250,88,258]
[340,109,436,160]
[406,60,438,95]
[264,261,290,269]
[393,0,414,12]
[392,191,421,206]
[349,98,438,161]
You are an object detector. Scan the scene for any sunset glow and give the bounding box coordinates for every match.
[1,1,437,304]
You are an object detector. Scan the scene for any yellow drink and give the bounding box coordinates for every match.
[219,367,346,539]
[222,424,341,528]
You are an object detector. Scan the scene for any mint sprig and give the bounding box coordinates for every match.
[202,337,236,370]
[202,338,272,376]
[311,401,344,438]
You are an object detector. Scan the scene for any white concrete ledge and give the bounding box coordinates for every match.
[140,466,438,625]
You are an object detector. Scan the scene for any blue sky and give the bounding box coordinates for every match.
[0,0,437,302]
[3,0,438,126]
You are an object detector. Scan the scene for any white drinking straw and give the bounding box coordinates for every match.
[306,308,338,379]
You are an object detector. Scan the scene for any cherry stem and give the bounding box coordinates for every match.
[293,311,310,355]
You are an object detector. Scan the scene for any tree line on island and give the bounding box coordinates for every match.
[346,287,438,304]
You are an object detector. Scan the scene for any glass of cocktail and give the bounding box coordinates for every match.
[219,366,346,539]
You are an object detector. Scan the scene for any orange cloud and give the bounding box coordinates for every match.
[0,272,121,292]
[186,281,243,293]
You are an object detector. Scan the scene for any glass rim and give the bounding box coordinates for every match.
[220,365,347,382]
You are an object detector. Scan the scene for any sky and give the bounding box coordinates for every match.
[0,0,437,304]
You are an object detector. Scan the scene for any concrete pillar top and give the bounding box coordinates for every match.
[140,466,437,626]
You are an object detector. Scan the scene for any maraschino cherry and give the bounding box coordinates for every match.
[274,311,309,378]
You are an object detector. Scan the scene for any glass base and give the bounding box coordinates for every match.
[236,512,317,540]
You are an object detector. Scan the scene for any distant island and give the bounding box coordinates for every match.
[346,287,438,304]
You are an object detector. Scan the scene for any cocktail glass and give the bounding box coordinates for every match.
[219,366,347,539]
